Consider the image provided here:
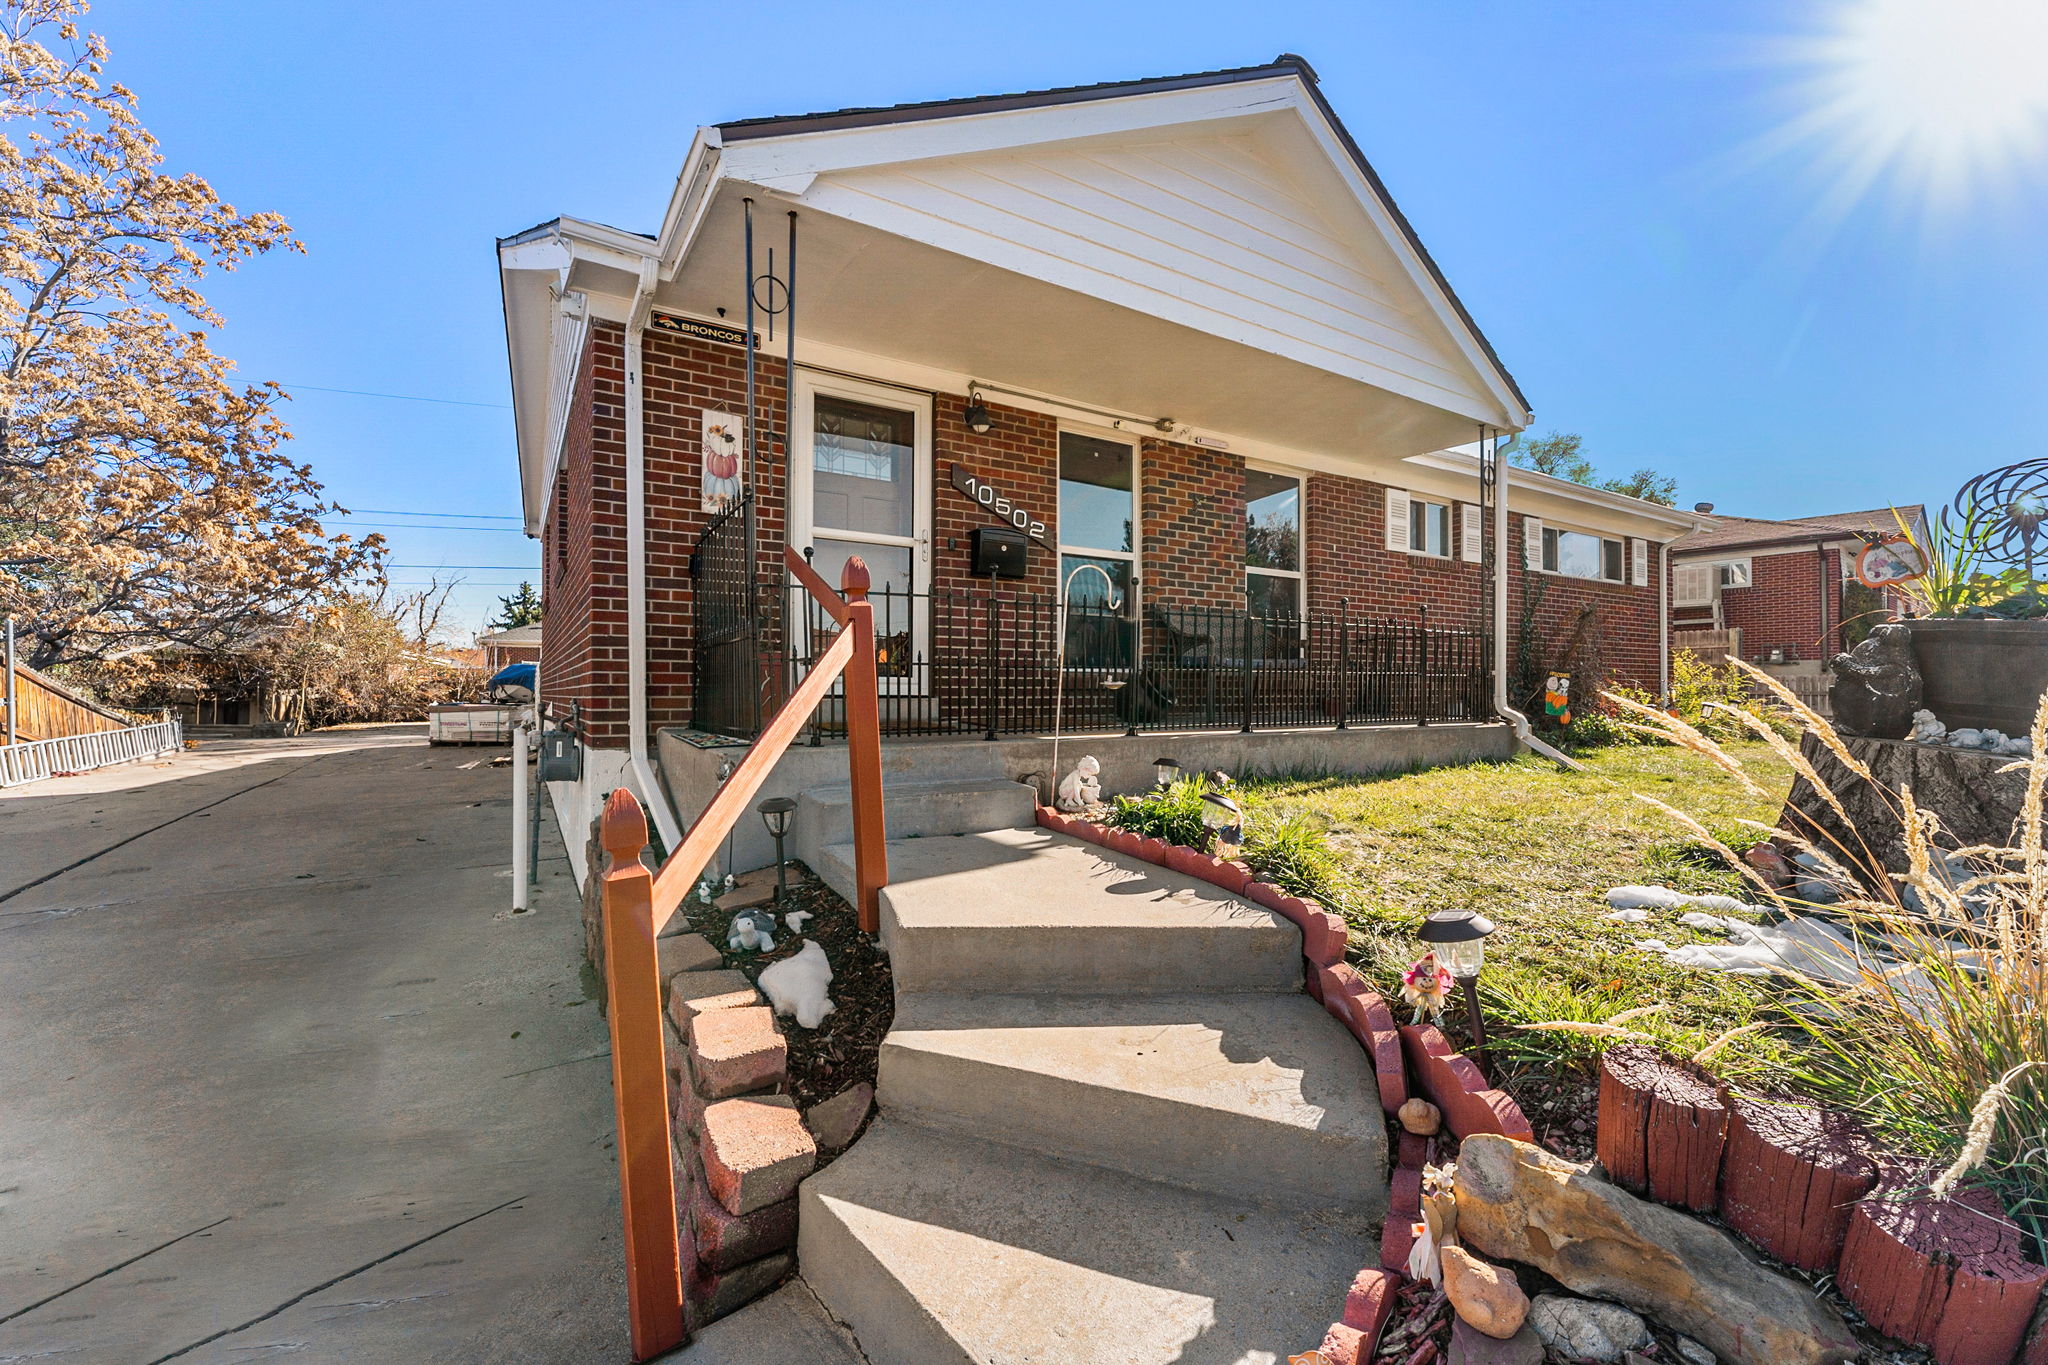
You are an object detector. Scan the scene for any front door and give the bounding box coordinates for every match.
[791,373,932,690]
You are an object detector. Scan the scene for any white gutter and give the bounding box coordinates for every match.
[624,261,685,850]
[1659,540,1673,700]
[1491,435,1581,771]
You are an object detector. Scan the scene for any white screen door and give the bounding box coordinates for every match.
[791,373,932,690]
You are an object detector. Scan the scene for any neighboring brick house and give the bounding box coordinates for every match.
[498,57,1700,857]
[1669,505,1929,665]
[478,623,542,672]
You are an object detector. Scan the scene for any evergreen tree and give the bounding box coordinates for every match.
[489,582,543,629]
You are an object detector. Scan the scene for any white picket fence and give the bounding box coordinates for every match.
[0,719,184,789]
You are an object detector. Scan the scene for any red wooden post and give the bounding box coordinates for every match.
[840,558,890,934]
[599,789,687,1359]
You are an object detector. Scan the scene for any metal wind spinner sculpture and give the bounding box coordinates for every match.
[1955,457,2048,596]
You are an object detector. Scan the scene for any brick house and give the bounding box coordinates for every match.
[1669,505,1929,701]
[498,57,1701,876]
[478,623,542,672]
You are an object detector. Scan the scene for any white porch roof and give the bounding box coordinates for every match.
[503,57,1549,534]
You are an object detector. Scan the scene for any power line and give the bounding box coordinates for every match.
[332,522,528,532]
[386,564,539,570]
[346,508,521,521]
[282,382,510,410]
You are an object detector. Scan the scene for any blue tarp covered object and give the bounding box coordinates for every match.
[486,662,536,702]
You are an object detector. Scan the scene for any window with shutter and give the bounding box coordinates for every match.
[1524,517,1543,570]
[1461,504,1483,562]
[1631,538,1650,586]
[1384,488,1410,553]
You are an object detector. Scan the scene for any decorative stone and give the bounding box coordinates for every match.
[802,1081,873,1151]
[1827,621,1922,739]
[667,969,758,1033]
[1447,1318,1544,1365]
[685,1249,794,1327]
[714,882,774,912]
[1675,1337,1718,1365]
[1453,1134,1859,1365]
[688,1182,797,1272]
[687,1005,787,1099]
[658,931,723,982]
[1441,1245,1529,1339]
[698,1094,817,1216]
[1400,1097,1442,1135]
[1527,1295,1649,1363]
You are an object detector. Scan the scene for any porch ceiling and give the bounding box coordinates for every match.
[646,188,1494,463]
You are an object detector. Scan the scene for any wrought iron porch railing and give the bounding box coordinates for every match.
[693,566,1492,743]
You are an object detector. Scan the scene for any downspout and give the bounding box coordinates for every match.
[1659,540,1673,700]
[1490,432,1581,770]
[625,261,684,850]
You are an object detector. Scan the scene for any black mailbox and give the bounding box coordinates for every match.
[538,727,582,782]
[970,525,1030,579]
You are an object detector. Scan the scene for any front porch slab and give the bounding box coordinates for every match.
[656,720,1518,878]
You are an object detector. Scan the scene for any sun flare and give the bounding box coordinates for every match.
[1775,0,2048,219]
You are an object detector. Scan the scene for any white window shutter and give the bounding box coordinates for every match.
[1673,562,1712,606]
[1461,503,1483,562]
[1524,517,1543,570]
[1631,538,1650,586]
[1385,488,1410,554]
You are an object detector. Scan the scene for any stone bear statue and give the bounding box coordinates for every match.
[1827,622,1923,739]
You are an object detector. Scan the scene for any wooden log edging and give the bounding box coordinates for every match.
[1596,1044,1728,1212]
[1838,1168,2048,1365]
[1593,1048,2048,1365]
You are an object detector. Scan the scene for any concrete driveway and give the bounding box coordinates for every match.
[0,726,627,1364]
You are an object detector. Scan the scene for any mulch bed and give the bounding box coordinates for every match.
[677,862,894,1114]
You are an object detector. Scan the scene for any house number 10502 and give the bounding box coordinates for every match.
[949,463,1050,546]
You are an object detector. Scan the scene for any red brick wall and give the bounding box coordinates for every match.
[1141,437,1247,609]
[1306,471,1662,693]
[544,321,1668,743]
[1674,546,1843,664]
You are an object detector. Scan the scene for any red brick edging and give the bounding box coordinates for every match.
[1035,806,1535,1361]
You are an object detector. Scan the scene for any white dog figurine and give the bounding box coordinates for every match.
[1056,755,1103,812]
[758,940,836,1029]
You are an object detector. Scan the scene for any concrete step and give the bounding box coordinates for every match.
[800,1118,1374,1365]
[881,990,1387,1214]
[817,827,1302,993]
[795,776,1035,877]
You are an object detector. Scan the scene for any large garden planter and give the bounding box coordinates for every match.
[1909,617,2048,734]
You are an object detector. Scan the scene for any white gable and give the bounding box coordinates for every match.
[710,77,1526,430]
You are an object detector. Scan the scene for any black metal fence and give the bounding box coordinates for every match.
[691,539,1491,743]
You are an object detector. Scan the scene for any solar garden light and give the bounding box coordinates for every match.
[757,796,797,903]
[1153,756,1182,789]
[1199,789,1245,861]
[1418,909,1498,1061]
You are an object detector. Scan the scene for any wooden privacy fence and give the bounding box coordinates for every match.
[596,549,889,1360]
[3,662,137,742]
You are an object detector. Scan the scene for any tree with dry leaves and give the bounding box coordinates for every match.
[0,0,382,670]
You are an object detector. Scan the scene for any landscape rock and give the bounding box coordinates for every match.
[1453,1134,1859,1365]
[1447,1317,1544,1365]
[1527,1294,1649,1362]
[1675,1337,1717,1365]
[1400,1097,1443,1135]
[802,1081,873,1151]
[1827,621,1922,739]
[1441,1244,1528,1339]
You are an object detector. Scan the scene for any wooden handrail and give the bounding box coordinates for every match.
[593,551,890,1355]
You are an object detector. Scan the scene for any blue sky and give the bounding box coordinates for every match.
[88,0,2048,631]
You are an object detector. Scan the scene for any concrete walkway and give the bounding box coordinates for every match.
[0,727,628,1363]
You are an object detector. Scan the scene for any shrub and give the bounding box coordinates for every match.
[1105,777,1360,913]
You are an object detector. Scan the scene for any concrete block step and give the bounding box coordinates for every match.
[799,1118,1374,1365]
[795,776,1036,867]
[818,827,1302,993]
[881,991,1387,1215]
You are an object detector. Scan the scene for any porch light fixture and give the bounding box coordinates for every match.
[1199,790,1245,861]
[1418,909,1497,1062]
[758,795,797,903]
[964,390,993,435]
[1153,756,1183,788]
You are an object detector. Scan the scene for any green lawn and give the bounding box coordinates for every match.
[1237,743,1801,1089]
